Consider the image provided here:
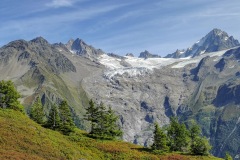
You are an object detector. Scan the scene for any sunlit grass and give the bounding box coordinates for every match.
[0,109,222,160]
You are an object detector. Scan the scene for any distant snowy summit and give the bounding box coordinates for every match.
[165,28,240,58]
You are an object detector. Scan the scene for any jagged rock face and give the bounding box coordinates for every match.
[66,38,104,59]
[82,66,195,146]
[138,50,161,58]
[0,37,102,129]
[0,38,76,78]
[165,28,240,58]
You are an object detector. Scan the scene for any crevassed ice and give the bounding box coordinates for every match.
[98,49,232,77]
[104,67,152,79]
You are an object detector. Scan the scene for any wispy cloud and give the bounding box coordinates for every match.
[8,4,124,27]
[1,0,240,56]
[46,0,75,8]
[0,2,129,46]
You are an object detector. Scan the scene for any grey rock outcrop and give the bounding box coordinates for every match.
[107,53,125,59]
[138,50,161,59]
[165,49,185,58]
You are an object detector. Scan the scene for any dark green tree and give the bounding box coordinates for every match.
[85,100,122,139]
[189,123,211,155]
[189,123,201,147]
[96,102,107,136]
[152,123,168,152]
[30,97,45,124]
[0,80,24,112]
[84,99,100,134]
[46,104,61,130]
[225,152,233,160]
[167,117,189,152]
[190,137,211,155]
[103,106,122,139]
[59,100,75,134]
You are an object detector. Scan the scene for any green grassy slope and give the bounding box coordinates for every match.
[0,109,222,160]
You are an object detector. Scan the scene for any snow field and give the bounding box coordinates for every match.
[98,48,233,78]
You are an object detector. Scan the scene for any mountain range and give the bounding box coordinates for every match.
[0,28,240,158]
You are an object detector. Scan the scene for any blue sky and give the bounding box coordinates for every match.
[1,0,240,56]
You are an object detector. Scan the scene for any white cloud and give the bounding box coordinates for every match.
[46,0,74,8]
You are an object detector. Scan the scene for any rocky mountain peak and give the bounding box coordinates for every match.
[65,38,104,59]
[30,37,49,45]
[210,28,226,35]
[199,28,230,46]
[138,50,161,59]
[70,38,87,51]
[165,29,240,58]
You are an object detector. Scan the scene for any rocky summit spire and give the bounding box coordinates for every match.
[65,38,104,59]
[165,28,240,58]
[30,37,49,45]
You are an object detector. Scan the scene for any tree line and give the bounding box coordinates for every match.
[30,97,75,135]
[0,80,234,159]
[152,117,211,155]
[0,80,122,138]
[30,97,123,139]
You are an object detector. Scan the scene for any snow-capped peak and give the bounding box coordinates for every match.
[165,28,240,58]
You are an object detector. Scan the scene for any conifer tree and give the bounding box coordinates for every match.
[189,123,211,155]
[167,117,189,152]
[152,123,168,152]
[85,100,122,139]
[59,100,75,134]
[30,97,45,124]
[0,80,24,112]
[189,122,201,152]
[46,104,61,130]
[103,106,122,139]
[189,123,201,143]
[190,137,211,155]
[96,102,107,136]
[85,99,100,134]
